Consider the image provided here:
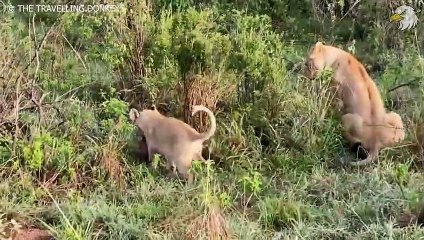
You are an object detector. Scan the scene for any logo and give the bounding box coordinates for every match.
[390,5,418,31]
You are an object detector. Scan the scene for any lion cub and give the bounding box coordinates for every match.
[129,105,216,183]
[304,41,405,166]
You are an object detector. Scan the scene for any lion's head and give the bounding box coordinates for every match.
[303,41,327,79]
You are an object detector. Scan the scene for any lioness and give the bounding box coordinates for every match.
[304,41,405,165]
[129,105,216,183]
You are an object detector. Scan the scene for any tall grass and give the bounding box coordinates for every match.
[0,0,423,239]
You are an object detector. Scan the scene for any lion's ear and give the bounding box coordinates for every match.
[315,41,324,52]
[149,104,157,111]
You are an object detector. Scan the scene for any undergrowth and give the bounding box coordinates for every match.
[0,0,424,239]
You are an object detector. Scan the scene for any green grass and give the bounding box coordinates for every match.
[1,0,424,239]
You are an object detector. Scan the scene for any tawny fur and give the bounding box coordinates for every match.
[129,105,216,183]
[304,41,405,165]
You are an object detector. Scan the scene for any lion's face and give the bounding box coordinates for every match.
[304,42,326,79]
[129,106,161,133]
[383,112,405,145]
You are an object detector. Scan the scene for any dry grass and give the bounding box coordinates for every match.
[410,120,424,165]
[116,1,151,107]
[0,13,57,140]
[1,2,424,239]
[186,205,232,240]
[99,140,126,188]
[183,71,237,133]
[416,122,424,161]
[156,204,232,240]
[397,199,424,228]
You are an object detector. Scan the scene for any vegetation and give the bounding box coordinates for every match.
[1,0,424,239]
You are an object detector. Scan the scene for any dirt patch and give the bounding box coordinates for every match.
[12,228,55,240]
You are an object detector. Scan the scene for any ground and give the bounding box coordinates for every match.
[1,0,424,239]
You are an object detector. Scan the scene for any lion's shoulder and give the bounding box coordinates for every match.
[334,52,370,81]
